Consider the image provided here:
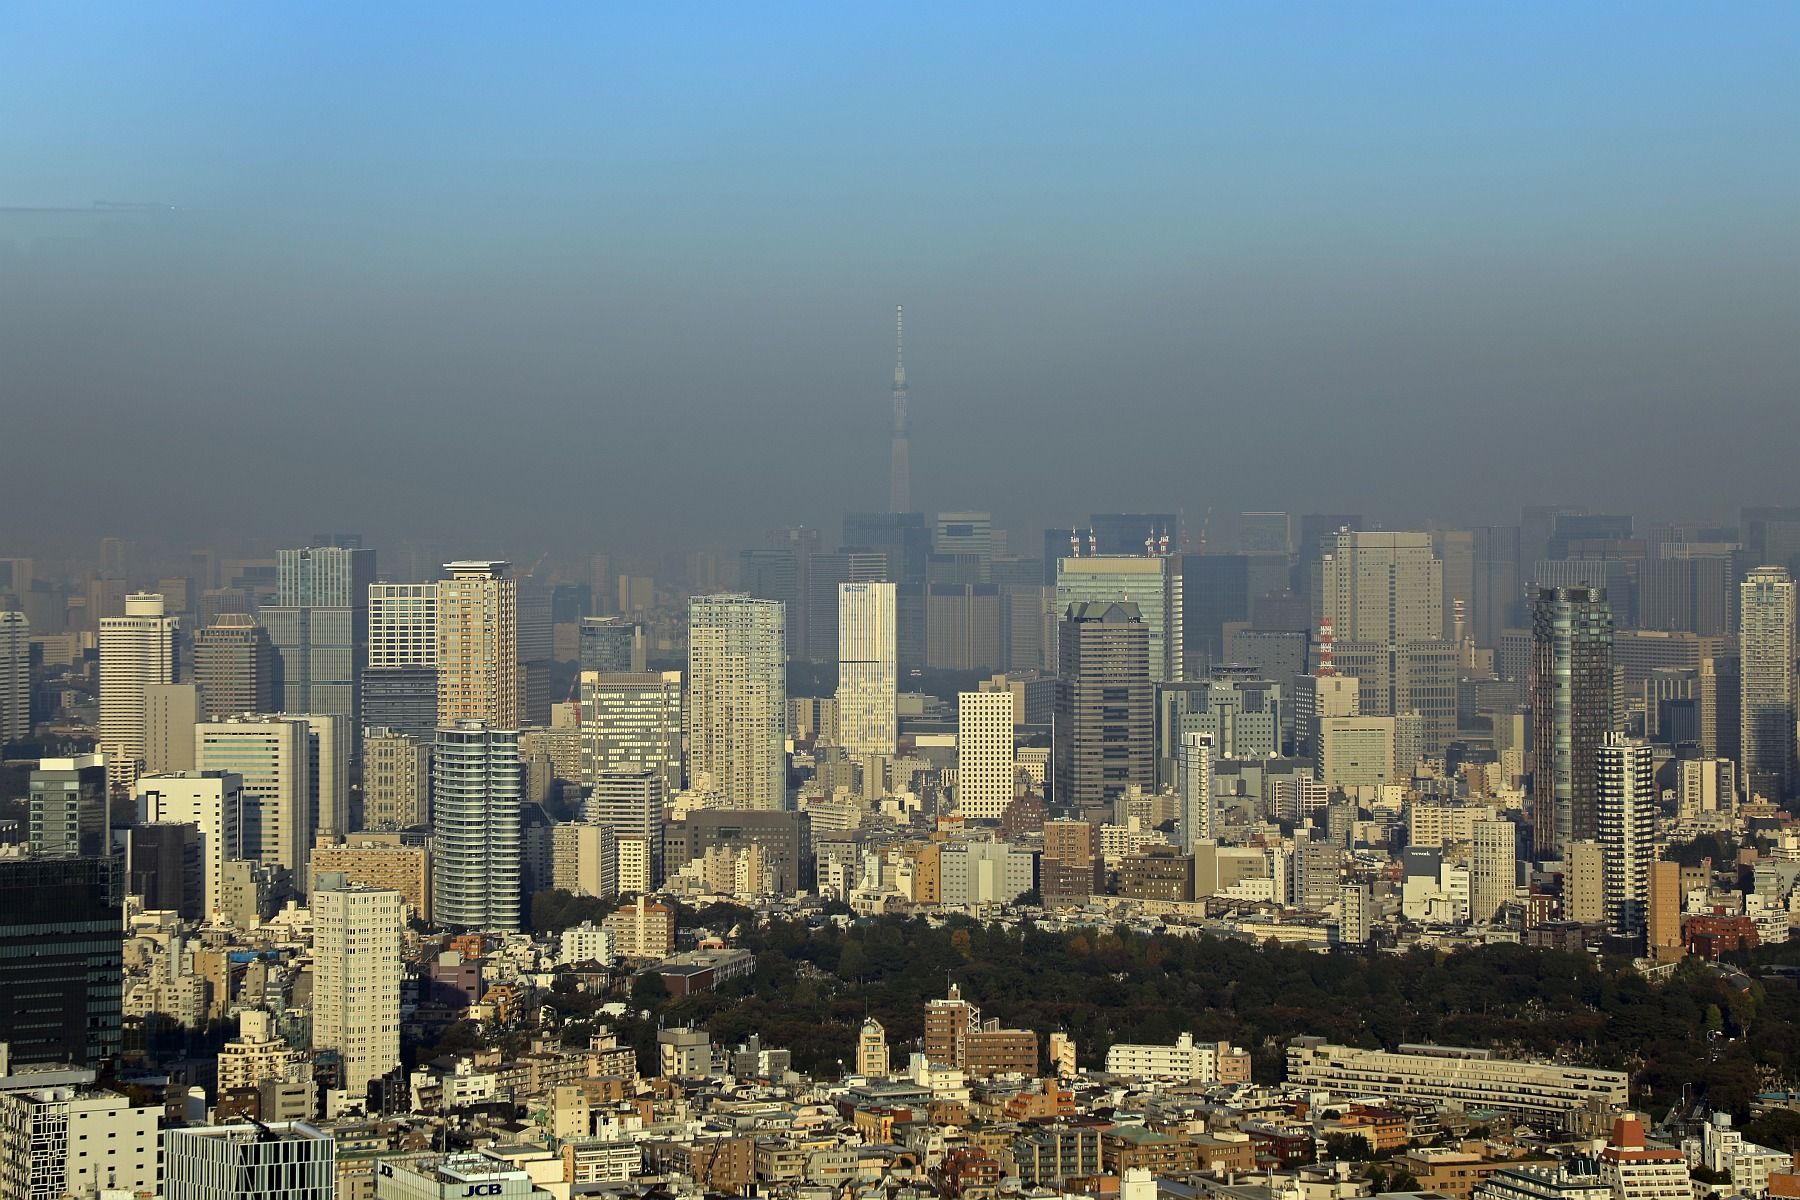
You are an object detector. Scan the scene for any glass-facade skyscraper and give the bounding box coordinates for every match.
[1529,586,1614,857]
[264,545,375,726]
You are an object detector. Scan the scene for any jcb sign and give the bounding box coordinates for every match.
[464,1186,503,1197]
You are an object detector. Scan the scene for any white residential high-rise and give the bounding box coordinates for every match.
[99,593,179,797]
[0,610,28,747]
[311,875,402,1100]
[956,689,1016,820]
[837,581,897,756]
[134,771,244,919]
[578,671,683,795]
[432,721,523,930]
[1338,883,1371,946]
[1055,556,1184,682]
[367,582,439,668]
[437,561,519,730]
[1470,819,1518,924]
[1597,734,1655,939]
[1739,566,1796,802]
[687,595,787,810]
[0,1086,162,1200]
[195,716,312,892]
[1176,731,1214,852]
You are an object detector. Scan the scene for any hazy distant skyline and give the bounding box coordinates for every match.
[3,5,1798,555]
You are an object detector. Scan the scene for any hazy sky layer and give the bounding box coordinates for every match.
[3,4,1798,556]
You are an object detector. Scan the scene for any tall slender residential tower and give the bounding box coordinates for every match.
[432,720,523,930]
[687,595,787,809]
[889,305,909,513]
[956,689,1016,820]
[1054,601,1153,820]
[0,610,28,747]
[311,875,402,1100]
[437,561,520,730]
[1597,734,1655,940]
[1739,566,1797,803]
[1176,731,1214,853]
[99,593,179,798]
[837,581,897,756]
[1529,586,1614,857]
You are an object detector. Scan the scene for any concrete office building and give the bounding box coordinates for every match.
[1597,735,1655,940]
[807,551,888,663]
[664,809,811,895]
[98,592,179,797]
[365,582,439,738]
[1056,555,1183,682]
[134,771,244,919]
[687,595,787,810]
[309,838,431,919]
[0,856,123,1069]
[1739,566,1797,802]
[163,1122,336,1200]
[0,610,28,746]
[263,545,375,727]
[579,671,683,795]
[1055,602,1153,819]
[432,721,523,931]
[29,754,110,860]
[192,613,278,720]
[1565,840,1605,924]
[293,711,351,842]
[1529,586,1614,857]
[0,1086,161,1200]
[143,683,201,776]
[584,769,664,887]
[925,582,1002,671]
[956,689,1016,820]
[837,582,898,756]
[939,840,1037,906]
[437,561,519,730]
[195,716,312,892]
[362,727,431,830]
[1317,717,1396,790]
[551,822,617,898]
[126,822,204,918]
[311,875,403,1100]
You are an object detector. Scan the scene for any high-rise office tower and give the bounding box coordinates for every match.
[837,582,897,756]
[807,551,888,662]
[889,305,910,513]
[1529,586,1614,857]
[143,683,200,776]
[1088,513,1179,557]
[578,670,683,795]
[925,583,1002,671]
[1182,554,1249,676]
[1238,512,1291,555]
[843,512,930,585]
[437,561,519,730]
[0,856,122,1069]
[1470,819,1517,923]
[98,593,178,798]
[195,716,312,892]
[192,613,278,720]
[361,727,430,830]
[956,690,1016,820]
[294,711,351,841]
[0,610,28,747]
[516,577,555,726]
[687,595,787,810]
[263,545,375,726]
[1597,735,1654,940]
[311,875,402,1100]
[126,822,204,918]
[1056,555,1183,682]
[933,511,994,568]
[432,721,523,930]
[585,769,665,887]
[1054,602,1153,819]
[134,771,243,919]
[1176,731,1214,853]
[1739,566,1797,803]
[29,754,110,860]
[577,616,646,673]
[1471,525,1522,648]
[363,582,439,739]
[163,1123,336,1200]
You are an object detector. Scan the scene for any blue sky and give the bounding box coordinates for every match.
[3,5,1798,549]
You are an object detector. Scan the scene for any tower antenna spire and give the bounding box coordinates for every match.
[888,304,911,513]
